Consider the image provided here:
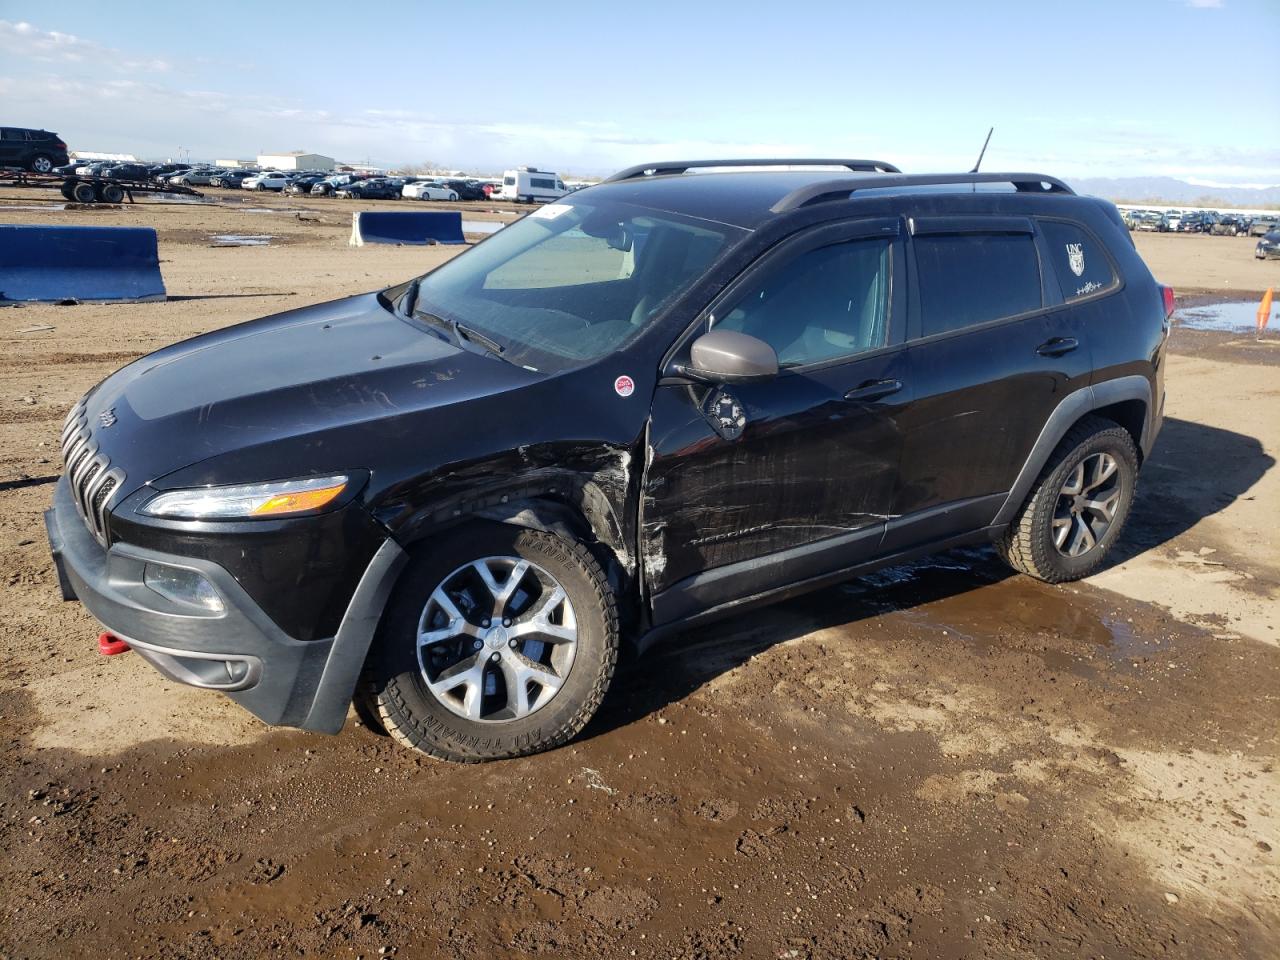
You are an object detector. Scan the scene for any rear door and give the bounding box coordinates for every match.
[0,128,22,167]
[642,218,911,622]
[886,215,1092,551]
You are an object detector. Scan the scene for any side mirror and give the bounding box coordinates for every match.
[686,330,778,383]
[606,224,633,252]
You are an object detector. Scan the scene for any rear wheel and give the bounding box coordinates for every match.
[28,153,54,174]
[71,181,97,203]
[360,524,619,762]
[997,416,1139,583]
[100,183,124,204]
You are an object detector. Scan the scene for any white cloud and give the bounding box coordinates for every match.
[0,20,170,72]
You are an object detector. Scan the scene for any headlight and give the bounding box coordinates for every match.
[140,475,349,520]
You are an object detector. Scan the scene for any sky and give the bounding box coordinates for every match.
[0,0,1277,183]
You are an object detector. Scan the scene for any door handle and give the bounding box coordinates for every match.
[1036,337,1079,357]
[844,378,903,402]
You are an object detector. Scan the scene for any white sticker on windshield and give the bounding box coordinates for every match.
[529,203,573,221]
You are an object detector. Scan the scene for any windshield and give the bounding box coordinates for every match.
[409,196,743,373]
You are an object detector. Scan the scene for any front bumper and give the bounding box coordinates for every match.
[44,476,396,732]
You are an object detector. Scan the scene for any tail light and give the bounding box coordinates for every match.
[1160,284,1176,319]
[54,140,67,150]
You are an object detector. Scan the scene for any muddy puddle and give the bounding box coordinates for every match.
[1175,300,1275,332]
[210,234,274,247]
[834,548,1153,668]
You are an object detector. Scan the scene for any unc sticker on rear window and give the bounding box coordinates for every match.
[1066,242,1086,277]
[614,375,635,397]
[530,204,573,221]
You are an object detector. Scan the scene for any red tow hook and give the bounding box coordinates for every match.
[97,632,131,656]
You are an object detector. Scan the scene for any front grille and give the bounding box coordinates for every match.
[60,399,125,546]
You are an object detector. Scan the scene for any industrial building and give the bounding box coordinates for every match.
[256,151,335,171]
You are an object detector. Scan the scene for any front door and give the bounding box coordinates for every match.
[642,219,911,624]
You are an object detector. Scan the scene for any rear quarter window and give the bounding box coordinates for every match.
[1039,220,1117,301]
[914,232,1043,337]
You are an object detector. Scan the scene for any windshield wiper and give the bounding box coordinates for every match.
[398,277,422,317]
[411,306,509,361]
[454,322,506,357]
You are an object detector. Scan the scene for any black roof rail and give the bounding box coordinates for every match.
[605,158,901,183]
[770,172,1075,213]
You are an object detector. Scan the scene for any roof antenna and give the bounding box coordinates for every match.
[970,127,994,173]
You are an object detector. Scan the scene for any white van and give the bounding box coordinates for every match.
[498,167,568,203]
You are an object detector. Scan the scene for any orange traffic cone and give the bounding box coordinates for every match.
[1258,287,1274,340]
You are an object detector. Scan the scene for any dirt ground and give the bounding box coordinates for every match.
[0,187,1277,959]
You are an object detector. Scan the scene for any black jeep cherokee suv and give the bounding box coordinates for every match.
[46,159,1171,761]
[0,126,70,174]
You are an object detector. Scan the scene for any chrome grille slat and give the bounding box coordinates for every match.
[59,402,124,548]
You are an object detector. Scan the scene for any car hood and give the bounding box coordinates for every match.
[79,292,541,494]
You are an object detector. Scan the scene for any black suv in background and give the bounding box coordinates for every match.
[47,159,1171,762]
[0,126,70,173]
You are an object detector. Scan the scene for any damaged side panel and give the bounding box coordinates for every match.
[640,346,913,616]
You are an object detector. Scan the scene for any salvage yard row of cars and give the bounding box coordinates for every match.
[1123,207,1276,236]
[50,160,499,202]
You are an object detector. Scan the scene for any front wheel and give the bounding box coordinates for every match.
[359,524,619,762]
[997,416,1139,583]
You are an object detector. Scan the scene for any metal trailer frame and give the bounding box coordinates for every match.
[0,171,205,204]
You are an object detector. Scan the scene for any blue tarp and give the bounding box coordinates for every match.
[0,225,166,303]
[349,211,466,246]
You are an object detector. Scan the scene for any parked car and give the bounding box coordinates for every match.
[75,162,116,177]
[242,172,291,191]
[51,161,82,176]
[100,163,153,182]
[1257,229,1280,259]
[211,170,255,188]
[439,178,487,201]
[1130,210,1162,232]
[335,177,402,200]
[402,180,460,201]
[46,159,1172,762]
[149,164,188,182]
[285,175,326,195]
[0,127,70,173]
[310,174,360,196]
[1248,217,1278,237]
[1158,211,1185,232]
[170,168,220,186]
[1211,215,1247,236]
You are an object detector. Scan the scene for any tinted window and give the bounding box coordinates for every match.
[531,177,555,189]
[914,233,1042,337]
[714,238,891,367]
[415,200,740,372]
[0,129,23,141]
[1039,220,1116,300]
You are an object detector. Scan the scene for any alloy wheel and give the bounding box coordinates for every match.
[1052,453,1122,557]
[416,556,578,723]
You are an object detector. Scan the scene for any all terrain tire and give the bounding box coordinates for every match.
[360,523,619,762]
[997,415,1139,583]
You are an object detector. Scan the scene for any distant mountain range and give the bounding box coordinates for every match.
[1071,176,1280,207]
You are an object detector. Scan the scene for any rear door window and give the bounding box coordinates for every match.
[913,228,1043,337]
[1038,220,1117,301]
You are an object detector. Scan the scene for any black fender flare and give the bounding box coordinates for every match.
[990,375,1154,528]
[298,482,635,734]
